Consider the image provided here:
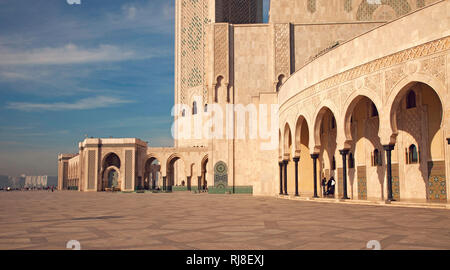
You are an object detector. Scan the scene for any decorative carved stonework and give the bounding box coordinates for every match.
[87,150,96,190]
[385,66,405,97]
[365,72,382,97]
[310,94,320,107]
[406,62,418,75]
[421,56,446,84]
[344,0,353,12]
[214,24,229,83]
[356,0,411,21]
[392,163,401,201]
[355,78,364,90]
[307,0,316,13]
[398,108,422,141]
[417,0,426,8]
[340,83,354,109]
[357,166,367,200]
[274,23,291,80]
[281,36,450,115]
[327,87,339,109]
[179,0,209,103]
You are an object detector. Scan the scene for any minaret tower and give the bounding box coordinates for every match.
[174,0,263,148]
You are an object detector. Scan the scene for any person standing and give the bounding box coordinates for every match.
[321,176,327,197]
[328,176,336,197]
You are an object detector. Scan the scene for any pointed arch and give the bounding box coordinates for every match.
[283,122,293,159]
[102,152,121,170]
[312,103,339,150]
[276,74,286,92]
[343,91,381,145]
[294,115,309,155]
[385,74,446,143]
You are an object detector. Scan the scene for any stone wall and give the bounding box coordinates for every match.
[269,0,441,24]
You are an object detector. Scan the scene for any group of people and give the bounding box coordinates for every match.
[321,176,336,197]
[1,186,56,192]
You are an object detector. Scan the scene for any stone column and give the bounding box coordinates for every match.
[168,176,172,192]
[293,157,300,197]
[383,144,395,201]
[198,176,202,191]
[311,154,319,198]
[163,176,167,191]
[279,162,283,195]
[283,160,289,195]
[339,149,350,200]
[187,176,191,191]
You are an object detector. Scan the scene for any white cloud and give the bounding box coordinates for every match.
[6,96,134,111]
[0,66,131,98]
[67,0,81,5]
[123,5,137,20]
[0,71,32,80]
[109,1,174,33]
[0,44,144,65]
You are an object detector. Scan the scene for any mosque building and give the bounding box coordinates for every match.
[58,0,450,204]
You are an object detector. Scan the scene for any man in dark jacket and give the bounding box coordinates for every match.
[327,177,336,197]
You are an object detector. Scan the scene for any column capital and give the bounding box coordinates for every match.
[293,157,300,163]
[383,144,395,151]
[310,153,319,159]
[283,159,289,165]
[339,149,350,155]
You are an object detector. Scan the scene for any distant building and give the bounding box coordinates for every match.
[0,175,55,189]
[24,175,48,188]
[8,176,25,188]
[0,175,10,188]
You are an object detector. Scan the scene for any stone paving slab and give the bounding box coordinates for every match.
[279,195,450,209]
[0,191,449,250]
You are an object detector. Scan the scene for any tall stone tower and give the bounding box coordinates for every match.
[174,0,263,147]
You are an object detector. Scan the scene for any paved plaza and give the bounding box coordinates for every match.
[0,191,450,250]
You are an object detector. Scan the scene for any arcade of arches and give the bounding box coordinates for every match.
[280,80,447,203]
[58,140,212,193]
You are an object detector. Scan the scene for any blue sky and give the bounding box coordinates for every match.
[0,0,270,176]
